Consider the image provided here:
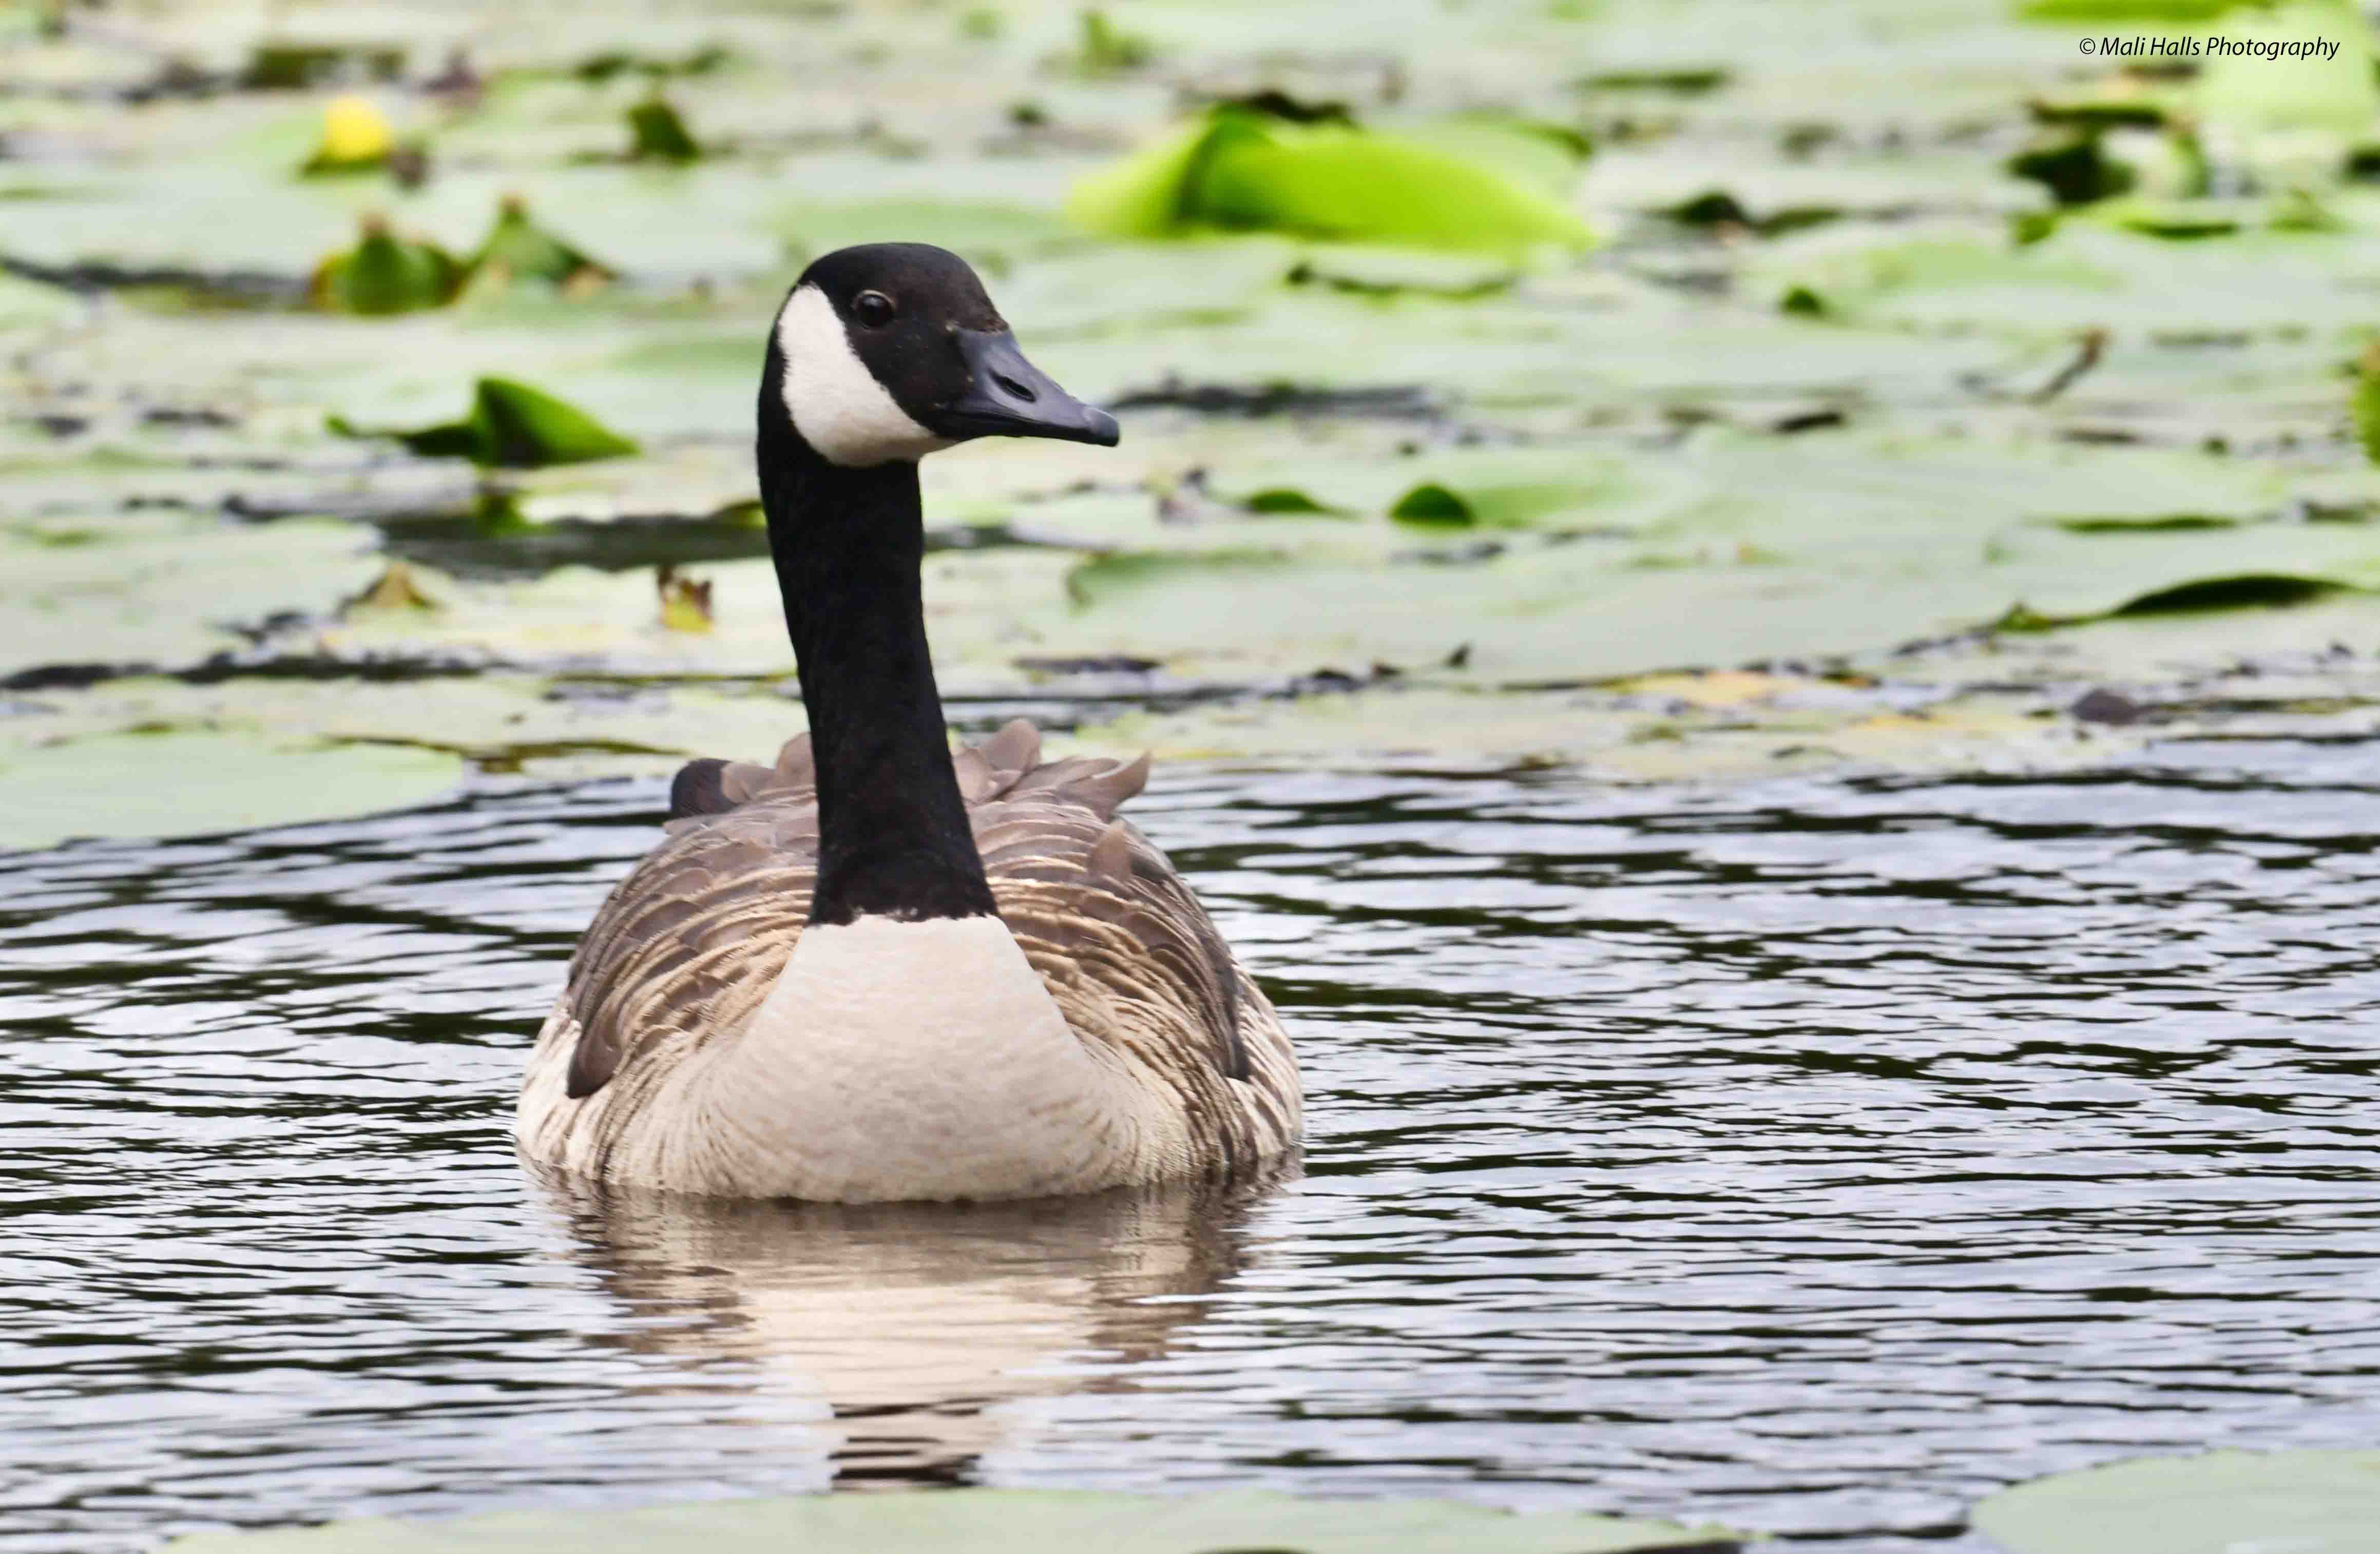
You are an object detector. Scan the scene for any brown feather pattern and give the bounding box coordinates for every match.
[521,720,1301,1188]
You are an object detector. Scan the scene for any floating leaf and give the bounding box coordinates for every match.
[2107,572,2355,615]
[573,44,730,83]
[2355,341,2380,464]
[158,1487,1729,1553]
[2008,130,2136,206]
[299,94,394,176]
[2100,198,2241,239]
[1387,479,1602,528]
[0,730,462,852]
[1240,486,1344,514]
[464,195,614,292]
[1657,189,1841,237]
[2053,514,2237,533]
[2028,94,2169,130]
[332,378,639,468]
[628,94,701,162]
[309,215,464,315]
[1575,66,1728,93]
[241,41,406,90]
[1067,104,1594,254]
[341,560,439,616]
[1389,482,1475,527]
[1072,9,1154,73]
[2017,0,2254,18]
[1972,1448,2380,1554]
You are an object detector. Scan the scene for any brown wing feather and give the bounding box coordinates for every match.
[561,724,1281,1142]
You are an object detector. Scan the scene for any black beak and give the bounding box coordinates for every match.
[941,330,1120,447]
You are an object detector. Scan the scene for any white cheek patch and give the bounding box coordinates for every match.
[775,284,953,468]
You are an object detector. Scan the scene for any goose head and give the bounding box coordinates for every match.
[764,242,1119,469]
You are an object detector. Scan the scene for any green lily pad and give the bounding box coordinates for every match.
[627,94,700,162]
[310,217,464,316]
[465,196,613,291]
[1240,486,1346,515]
[2357,344,2380,463]
[1067,104,1594,254]
[1389,482,1476,527]
[159,1488,1732,1553]
[2009,131,2137,207]
[2017,0,2251,16]
[2108,571,2358,615]
[0,730,462,851]
[332,378,639,468]
[1972,1448,2380,1554]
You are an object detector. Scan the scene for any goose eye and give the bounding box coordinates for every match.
[852,291,896,329]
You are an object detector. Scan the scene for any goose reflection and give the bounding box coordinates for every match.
[525,1163,1292,1483]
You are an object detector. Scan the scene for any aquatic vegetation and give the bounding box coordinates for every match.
[159,1487,1729,1553]
[6,0,2380,829]
[1973,1449,2380,1554]
[299,94,395,176]
[464,196,615,292]
[330,379,639,467]
[1067,102,1594,252]
[626,93,701,162]
[309,216,464,314]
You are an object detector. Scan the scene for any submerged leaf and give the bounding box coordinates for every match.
[1067,105,1593,253]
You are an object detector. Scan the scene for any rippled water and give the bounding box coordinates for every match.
[6,734,2378,1552]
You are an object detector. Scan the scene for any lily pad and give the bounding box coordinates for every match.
[332,378,639,468]
[1067,104,1594,253]
[627,94,700,162]
[1971,1448,2380,1554]
[464,196,613,292]
[159,1488,1731,1554]
[310,217,464,316]
[0,730,462,852]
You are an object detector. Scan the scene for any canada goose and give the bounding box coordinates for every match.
[517,243,1301,1201]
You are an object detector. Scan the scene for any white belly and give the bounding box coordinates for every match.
[522,914,1169,1201]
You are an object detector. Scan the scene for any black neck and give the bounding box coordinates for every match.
[757,388,997,928]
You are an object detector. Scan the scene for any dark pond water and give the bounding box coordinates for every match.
[5,734,2378,1552]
